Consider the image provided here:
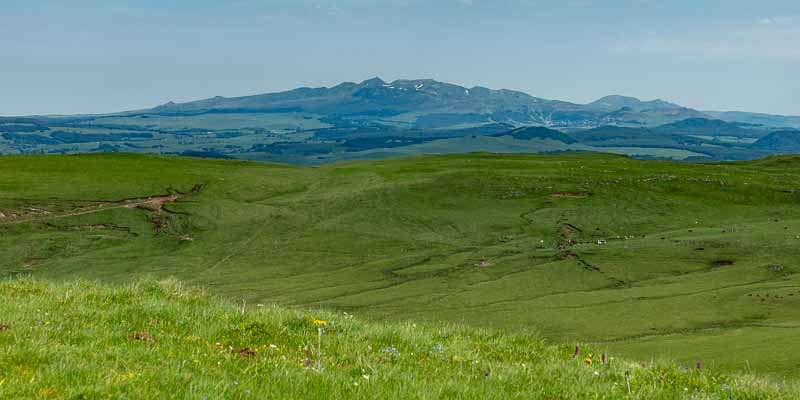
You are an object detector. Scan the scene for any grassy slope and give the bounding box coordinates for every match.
[1,278,796,399]
[1,153,800,379]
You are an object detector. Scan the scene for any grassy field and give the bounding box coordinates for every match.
[1,152,799,380]
[1,278,797,399]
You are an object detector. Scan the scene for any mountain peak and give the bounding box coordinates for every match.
[589,95,680,111]
[360,77,387,86]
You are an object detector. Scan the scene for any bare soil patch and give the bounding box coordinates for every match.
[229,346,258,358]
[0,184,203,226]
[126,192,184,212]
[131,332,154,343]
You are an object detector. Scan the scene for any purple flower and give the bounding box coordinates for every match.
[696,360,702,370]
[601,353,606,365]
[573,345,580,358]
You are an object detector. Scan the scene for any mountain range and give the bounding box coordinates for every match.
[1,77,798,164]
[144,77,797,130]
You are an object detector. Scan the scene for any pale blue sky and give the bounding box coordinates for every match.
[1,0,798,115]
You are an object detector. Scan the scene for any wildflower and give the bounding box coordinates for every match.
[573,344,580,358]
[362,375,370,381]
[584,357,593,365]
[696,360,702,370]
[313,319,328,327]
[269,344,278,349]
[601,353,606,365]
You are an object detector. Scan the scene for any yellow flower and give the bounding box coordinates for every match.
[313,319,328,327]
[584,357,593,365]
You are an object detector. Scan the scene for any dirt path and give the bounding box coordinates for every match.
[0,191,191,226]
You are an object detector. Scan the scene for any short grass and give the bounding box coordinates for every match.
[1,152,800,379]
[1,278,796,399]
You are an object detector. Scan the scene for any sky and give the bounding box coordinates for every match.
[1,0,798,116]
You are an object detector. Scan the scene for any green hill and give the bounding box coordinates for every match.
[754,131,800,152]
[655,118,766,138]
[0,278,796,399]
[1,152,800,380]
[491,126,577,143]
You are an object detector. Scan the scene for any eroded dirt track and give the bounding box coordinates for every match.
[0,187,199,226]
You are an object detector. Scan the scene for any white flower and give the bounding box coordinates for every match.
[269,344,278,349]
[362,375,370,380]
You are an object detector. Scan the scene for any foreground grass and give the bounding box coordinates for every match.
[0,278,796,399]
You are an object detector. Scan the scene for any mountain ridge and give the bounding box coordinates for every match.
[7,78,797,130]
[141,77,798,130]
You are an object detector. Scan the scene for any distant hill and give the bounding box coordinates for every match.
[705,111,800,129]
[570,125,707,149]
[492,126,577,143]
[753,130,800,151]
[588,95,680,111]
[655,118,767,137]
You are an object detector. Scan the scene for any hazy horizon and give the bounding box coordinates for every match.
[1,0,798,116]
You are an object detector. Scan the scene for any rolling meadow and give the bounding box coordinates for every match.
[2,152,800,388]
